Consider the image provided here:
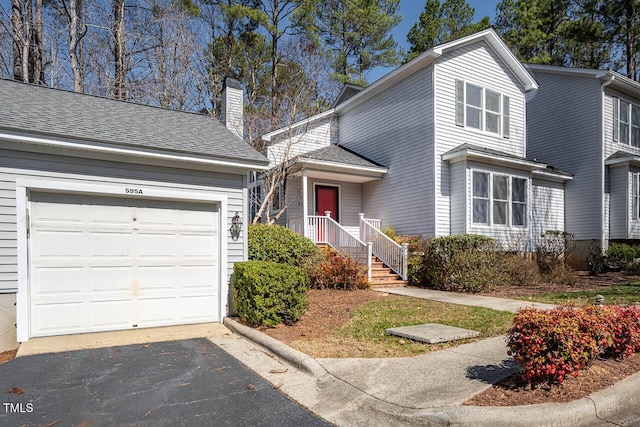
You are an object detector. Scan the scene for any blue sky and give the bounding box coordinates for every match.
[367,0,499,82]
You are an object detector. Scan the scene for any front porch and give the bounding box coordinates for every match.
[289,211,409,286]
[281,144,407,285]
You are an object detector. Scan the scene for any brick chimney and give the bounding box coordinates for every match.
[221,77,243,140]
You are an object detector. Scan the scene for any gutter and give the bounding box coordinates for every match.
[0,131,269,171]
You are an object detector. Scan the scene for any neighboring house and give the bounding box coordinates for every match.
[526,65,640,263]
[259,29,571,279]
[0,78,269,352]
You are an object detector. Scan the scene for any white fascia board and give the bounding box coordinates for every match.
[605,155,640,166]
[442,149,546,170]
[0,131,269,171]
[531,169,574,181]
[262,109,335,142]
[300,158,388,175]
[525,64,609,79]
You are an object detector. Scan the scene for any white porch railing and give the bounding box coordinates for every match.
[290,214,372,281]
[359,213,408,280]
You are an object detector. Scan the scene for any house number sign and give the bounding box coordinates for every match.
[125,188,144,195]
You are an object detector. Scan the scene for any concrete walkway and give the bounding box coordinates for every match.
[220,288,640,426]
[379,287,558,312]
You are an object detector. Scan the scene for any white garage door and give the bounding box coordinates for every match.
[28,192,220,337]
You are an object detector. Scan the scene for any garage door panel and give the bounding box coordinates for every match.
[29,192,221,338]
[181,235,217,257]
[34,267,84,295]
[34,302,85,333]
[32,230,84,258]
[180,266,217,288]
[137,266,177,290]
[178,296,219,321]
[89,300,134,328]
[136,233,178,257]
[88,267,136,293]
[89,232,133,258]
[137,298,177,324]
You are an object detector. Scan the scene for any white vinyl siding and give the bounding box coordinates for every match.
[607,164,639,240]
[531,178,565,242]
[0,146,246,293]
[266,115,336,167]
[527,70,602,241]
[436,41,526,237]
[450,160,467,235]
[339,63,434,236]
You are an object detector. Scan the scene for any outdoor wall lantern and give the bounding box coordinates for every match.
[230,212,242,241]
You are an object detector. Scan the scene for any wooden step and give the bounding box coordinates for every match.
[370,280,408,289]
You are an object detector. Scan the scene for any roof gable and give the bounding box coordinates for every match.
[0,79,268,167]
[335,29,537,113]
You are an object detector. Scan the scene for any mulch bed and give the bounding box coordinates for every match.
[466,353,640,406]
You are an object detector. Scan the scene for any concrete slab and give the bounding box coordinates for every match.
[387,323,481,343]
[17,322,230,357]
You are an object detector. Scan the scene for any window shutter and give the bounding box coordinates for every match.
[503,96,510,138]
[455,80,464,126]
[613,97,619,142]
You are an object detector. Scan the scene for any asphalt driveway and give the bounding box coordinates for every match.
[0,338,329,426]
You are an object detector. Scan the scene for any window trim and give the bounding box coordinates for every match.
[455,79,510,138]
[471,169,527,228]
[614,97,640,147]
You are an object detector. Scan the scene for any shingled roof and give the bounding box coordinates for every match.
[0,79,268,166]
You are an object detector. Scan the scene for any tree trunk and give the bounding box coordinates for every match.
[113,0,126,100]
[33,0,43,84]
[69,0,84,92]
[11,0,24,81]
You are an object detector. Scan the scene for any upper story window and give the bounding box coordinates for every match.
[472,171,527,227]
[614,97,640,147]
[456,80,510,138]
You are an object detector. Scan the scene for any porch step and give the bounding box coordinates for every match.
[369,256,407,289]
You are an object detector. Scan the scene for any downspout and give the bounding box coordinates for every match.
[601,75,615,252]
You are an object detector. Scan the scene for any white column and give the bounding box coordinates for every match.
[302,169,308,239]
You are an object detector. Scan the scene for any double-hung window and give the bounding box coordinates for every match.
[614,98,640,147]
[456,80,510,138]
[472,171,527,227]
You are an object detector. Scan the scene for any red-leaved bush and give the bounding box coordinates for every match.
[507,305,640,386]
[307,248,369,290]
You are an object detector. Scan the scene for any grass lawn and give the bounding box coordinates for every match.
[292,296,514,358]
[518,282,640,306]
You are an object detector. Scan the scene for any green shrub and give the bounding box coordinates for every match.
[420,235,509,292]
[308,248,369,290]
[231,261,308,327]
[507,305,640,386]
[587,241,606,275]
[248,224,320,268]
[606,243,640,273]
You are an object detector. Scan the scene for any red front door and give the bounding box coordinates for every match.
[316,185,339,222]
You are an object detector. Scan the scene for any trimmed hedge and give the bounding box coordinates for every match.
[248,224,320,268]
[231,261,308,327]
[507,305,640,386]
[414,234,537,292]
